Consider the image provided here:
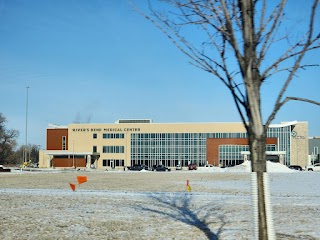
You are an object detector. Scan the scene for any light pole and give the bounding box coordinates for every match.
[72,140,75,168]
[24,86,30,164]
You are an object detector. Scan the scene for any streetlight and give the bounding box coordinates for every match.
[24,86,30,164]
[72,140,75,168]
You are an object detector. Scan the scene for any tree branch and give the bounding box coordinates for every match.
[265,0,319,129]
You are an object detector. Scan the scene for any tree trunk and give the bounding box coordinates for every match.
[249,130,268,239]
[250,132,267,173]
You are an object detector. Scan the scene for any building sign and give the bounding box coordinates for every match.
[72,128,141,132]
[291,130,306,139]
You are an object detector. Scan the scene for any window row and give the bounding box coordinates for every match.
[103,133,125,139]
[219,144,276,153]
[131,132,247,139]
[62,136,67,150]
[131,154,205,158]
[102,146,125,153]
[102,159,124,167]
[130,159,207,167]
[131,140,206,146]
[131,148,206,154]
[266,145,276,151]
[93,133,125,139]
[219,145,249,153]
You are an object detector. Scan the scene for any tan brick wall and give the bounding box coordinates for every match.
[290,122,308,167]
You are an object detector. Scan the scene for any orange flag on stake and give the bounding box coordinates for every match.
[77,176,87,185]
[69,183,76,192]
[186,180,191,192]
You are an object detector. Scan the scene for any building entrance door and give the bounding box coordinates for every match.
[110,160,115,169]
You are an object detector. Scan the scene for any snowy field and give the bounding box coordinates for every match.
[0,162,319,240]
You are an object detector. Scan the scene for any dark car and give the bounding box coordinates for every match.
[188,163,197,170]
[288,165,303,171]
[220,164,235,168]
[152,165,171,172]
[128,164,150,171]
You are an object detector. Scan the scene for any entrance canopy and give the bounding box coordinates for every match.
[45,150,95,156]
[240,151,286,155]
[44,150,100,168]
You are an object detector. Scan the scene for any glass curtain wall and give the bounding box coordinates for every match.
[219,145,249,167]
[219,144,277,166]
[130,132,247,167]
[130,127,291,167]
[267,126,291,165]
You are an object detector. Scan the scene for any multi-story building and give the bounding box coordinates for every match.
[308,136,320,165]
[39,119,308,170]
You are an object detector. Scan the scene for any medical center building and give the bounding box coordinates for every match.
[39,119,308,170]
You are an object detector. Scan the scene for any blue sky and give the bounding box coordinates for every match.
[0,0,319,148]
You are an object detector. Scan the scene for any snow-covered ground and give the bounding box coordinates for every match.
[0,162,319,239]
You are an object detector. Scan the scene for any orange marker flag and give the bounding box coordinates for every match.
[69,183,76,192]
[77,176,87,185]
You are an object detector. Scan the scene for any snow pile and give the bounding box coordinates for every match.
[198,161,295,173]
[266,161,295,173]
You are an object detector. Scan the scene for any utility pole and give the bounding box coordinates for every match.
[24,86,30,164]
[72,140,75,168]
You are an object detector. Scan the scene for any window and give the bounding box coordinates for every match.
[62,136,66,150]
[93,146,97,153]
[93,133,97,139]
[116,160,124,166]
[266,144,276,151]
[314,147,319,155]
[103,159,107,166]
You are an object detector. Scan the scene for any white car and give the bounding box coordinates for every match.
[305,163,320,171]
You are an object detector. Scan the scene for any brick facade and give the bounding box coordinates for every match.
[206,138,278,166]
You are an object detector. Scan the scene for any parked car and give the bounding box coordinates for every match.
[288,165,302,171]
[152,165,171,172]
[175,164,182,170]
[0,165,11,172]
[128,164,150,171]
[305,163,320,171]
[31,163,39,168]
[220,164,235,168]
[188,163,197,170]
[204,164,214,167]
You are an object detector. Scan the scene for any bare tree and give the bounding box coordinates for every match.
[0,113,19,165]
[131,0,320,239]
[13,144,40,166]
